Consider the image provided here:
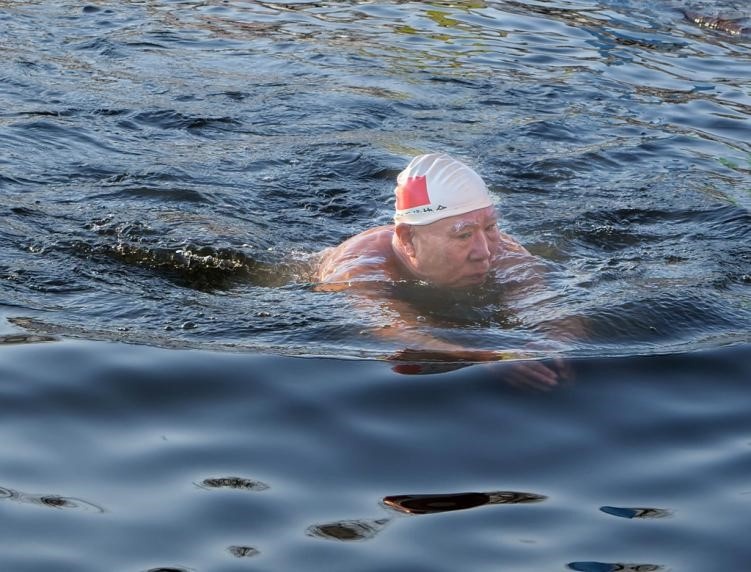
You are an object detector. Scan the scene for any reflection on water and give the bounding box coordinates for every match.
[227,545,260,558]
[568,563,665,572]
[196,476,270,492]
[0,339,749,570]
[307,518,391,542]
[383,490,546,515]
[685,10,751,36]
[0,333,57,345]
[600,505,672,519]
[0,484,105,514]
[1,1,751,571]
[308,489,547,542]
[2,0,749,361]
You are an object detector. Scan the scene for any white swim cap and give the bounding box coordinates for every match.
[393,153,494,225]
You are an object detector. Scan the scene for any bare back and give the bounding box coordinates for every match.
[316,226,401,287]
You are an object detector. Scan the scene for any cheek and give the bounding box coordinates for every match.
[414,237,458,269]
[420,249,449,270]
[428,244,467,270]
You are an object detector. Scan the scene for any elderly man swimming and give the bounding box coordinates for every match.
[318,153,536,290]
[315,153,572,387]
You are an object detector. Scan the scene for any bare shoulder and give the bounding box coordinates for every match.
[492,231,550,291]
[497,231,532,256]
[316,225,397,285]
[492,230,546,273]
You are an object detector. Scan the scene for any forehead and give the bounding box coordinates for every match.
[432,206,498,233]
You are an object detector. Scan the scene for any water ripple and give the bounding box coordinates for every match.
[0,484,105,514]
[1,6,751,570]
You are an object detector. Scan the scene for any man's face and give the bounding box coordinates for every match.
[408,206,500,288]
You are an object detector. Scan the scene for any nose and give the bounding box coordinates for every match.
[469,231,491,261]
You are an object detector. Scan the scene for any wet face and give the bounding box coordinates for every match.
[403,206,501,288]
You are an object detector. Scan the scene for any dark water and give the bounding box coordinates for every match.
[1,340,751,571]
[1,0,750,570]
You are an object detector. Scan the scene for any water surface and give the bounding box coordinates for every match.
[1,1,750,570]
[2,0,749,357]
[1,339,751,571]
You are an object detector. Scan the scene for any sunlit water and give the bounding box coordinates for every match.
[1,1,750,570]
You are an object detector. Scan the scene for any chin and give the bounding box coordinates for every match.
[452,274,488,287]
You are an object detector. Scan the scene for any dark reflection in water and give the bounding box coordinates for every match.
[307,518,391,542]
[0,484,104,514]
[196,476,270,492]
[383,490,546,515]
[0,339,749,570]
[390,359,475,375]
[600,505,672,519]
[568,562,665,572]
[0,333,57,345]
[227,545,260,558]
[308,489,546,542]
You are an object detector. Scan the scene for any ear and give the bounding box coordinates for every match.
[394,224,417,258]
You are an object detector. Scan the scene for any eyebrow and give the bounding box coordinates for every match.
[450,218,497,233]
[449,221,478,233]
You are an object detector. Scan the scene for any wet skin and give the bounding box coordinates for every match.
[316,206,569,388]
[398,206,508,287]
[316,206,531,288]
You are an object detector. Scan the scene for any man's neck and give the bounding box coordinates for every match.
[391,233,426,282]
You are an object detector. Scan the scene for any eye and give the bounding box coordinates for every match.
[485,223,498,233]
[457,231,472,240]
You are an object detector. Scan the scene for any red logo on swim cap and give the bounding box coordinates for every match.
[396,175,429,210]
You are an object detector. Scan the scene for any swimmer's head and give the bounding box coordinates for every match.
[394,153,494,226]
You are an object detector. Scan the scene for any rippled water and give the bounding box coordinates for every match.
[2,340,751,571]
[1,1,750,570]
[3,0,749,357]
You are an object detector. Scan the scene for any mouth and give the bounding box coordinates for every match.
[461,272,488,285]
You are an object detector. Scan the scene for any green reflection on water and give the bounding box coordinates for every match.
[426,9,461,28]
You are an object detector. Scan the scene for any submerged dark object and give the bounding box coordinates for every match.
[382,490,546,515]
